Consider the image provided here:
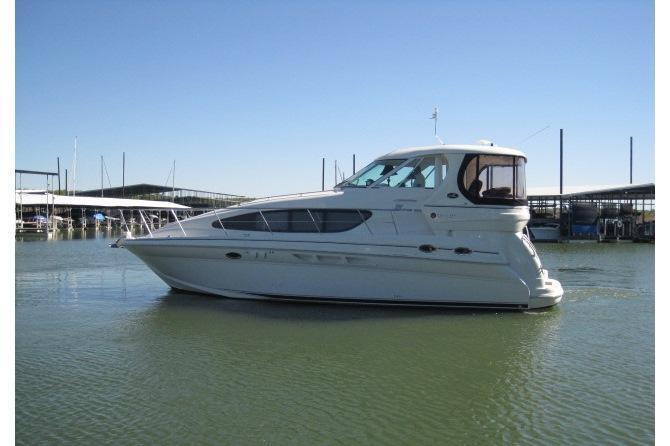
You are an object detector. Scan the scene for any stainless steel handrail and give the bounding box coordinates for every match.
[138,210,153,238]
[119,209,131,233]
[171,209,187,237]
[212,208,229,238]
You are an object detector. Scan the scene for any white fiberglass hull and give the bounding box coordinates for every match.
[122,238,563,310]
[117,142,565,310]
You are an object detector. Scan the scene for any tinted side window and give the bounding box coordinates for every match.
[311,210,372,233]
[264,210,319,233]
[212,212,267,231]
[212,209,372,233]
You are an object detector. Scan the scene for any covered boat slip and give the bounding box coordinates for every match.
[527,183,655,242]
[15,191,192,234]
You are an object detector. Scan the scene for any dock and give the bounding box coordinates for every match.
[528,183,655,242]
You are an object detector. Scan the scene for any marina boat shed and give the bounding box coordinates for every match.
[526,183,654,241]
[16,192,192,233]
[527,183,655,214]
[77,184,250,208]
[528,183,655,201]
[15,192,190,210]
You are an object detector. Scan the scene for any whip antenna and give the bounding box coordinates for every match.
[515,125,551,146]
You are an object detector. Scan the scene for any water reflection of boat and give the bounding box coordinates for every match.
[119,143,563,309]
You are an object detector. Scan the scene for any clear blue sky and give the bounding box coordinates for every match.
[16,0,654,197]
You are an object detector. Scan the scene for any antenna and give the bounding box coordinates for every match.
[430,106,444,145]
[515,125,551,146]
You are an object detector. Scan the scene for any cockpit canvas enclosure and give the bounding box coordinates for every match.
[458,154,527,205]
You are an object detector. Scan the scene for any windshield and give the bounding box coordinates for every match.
[394,156,446,188]
[340,156,448,189]
[339,159,406,187]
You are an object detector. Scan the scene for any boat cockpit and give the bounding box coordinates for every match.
[337,148,527,207]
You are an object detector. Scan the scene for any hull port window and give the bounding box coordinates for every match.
[212,210,372,233]
[459,155,527,205]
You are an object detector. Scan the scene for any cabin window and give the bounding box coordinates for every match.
[211,212,266,231]
[310,210,372,232]
[263,210,319,232]
[458,154,527,205]
[393,156,448,188]
[212,209,372,233]
[340,159,407,187]
[375,159,421,187]
[341,156,448,189]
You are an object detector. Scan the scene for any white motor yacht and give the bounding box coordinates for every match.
[118,143,563,309]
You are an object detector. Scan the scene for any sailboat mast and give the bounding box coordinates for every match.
[72,136,78,196]
[101,155,104,197]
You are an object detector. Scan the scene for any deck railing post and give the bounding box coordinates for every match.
[171,209,187,236]
[212,208,229,238]
[139,210,153,237]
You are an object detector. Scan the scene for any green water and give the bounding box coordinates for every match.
[15,232,654,444]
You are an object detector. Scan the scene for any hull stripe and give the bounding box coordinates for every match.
[255,292,527,309]
[125,238,499,255]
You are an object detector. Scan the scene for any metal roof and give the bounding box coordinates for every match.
[15,192,190,209]
[528,183,655,200]
[77,183,247,198]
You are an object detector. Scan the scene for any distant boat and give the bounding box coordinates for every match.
[528,221,561,242]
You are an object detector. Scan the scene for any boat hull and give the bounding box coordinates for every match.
[528,225,561,242]
[123,238,562,310]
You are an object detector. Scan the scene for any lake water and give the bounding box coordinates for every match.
[15,231,654,444]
